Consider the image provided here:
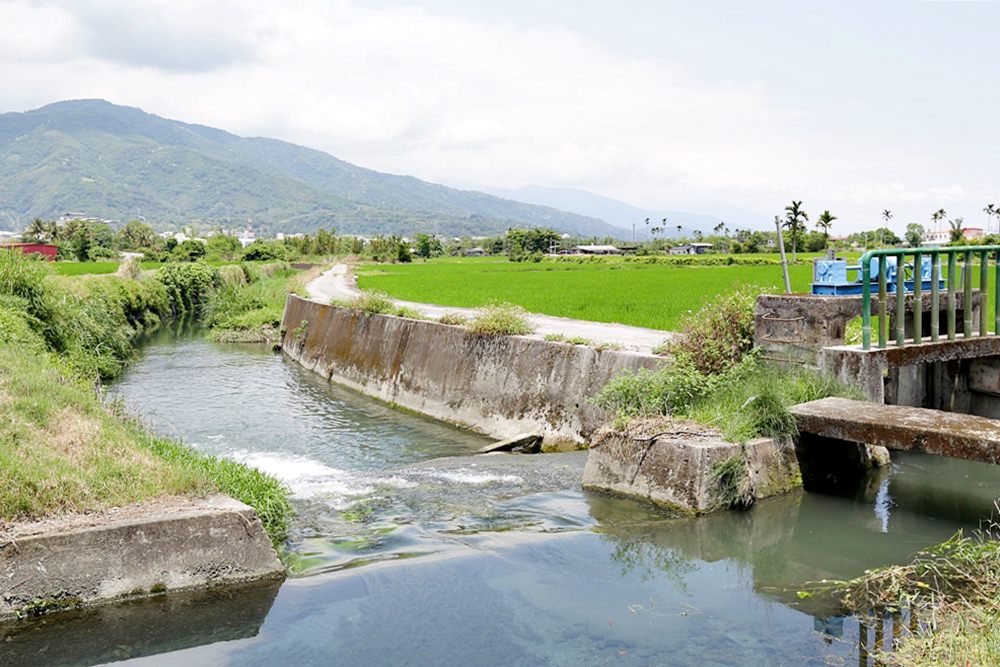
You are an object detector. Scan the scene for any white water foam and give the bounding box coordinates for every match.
[228,451,418,508]
[420,470,524,485]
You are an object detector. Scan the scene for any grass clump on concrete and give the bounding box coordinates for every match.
[334,290,429,320]
[467,303,534,336]
[544,333,592,346]
[594,286,857,442]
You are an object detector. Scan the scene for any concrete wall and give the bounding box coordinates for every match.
[280,296,664,445]
[1,495,283,620]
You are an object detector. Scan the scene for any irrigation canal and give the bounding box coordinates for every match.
[6,329,1000,666]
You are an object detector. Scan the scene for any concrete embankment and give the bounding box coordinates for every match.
[1,495,283,620]
[280,295,664,445]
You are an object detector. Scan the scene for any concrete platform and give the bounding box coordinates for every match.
[790,397,1000,465]
[1,495,284,620]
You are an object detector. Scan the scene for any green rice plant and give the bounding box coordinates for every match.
[466,303,534,336]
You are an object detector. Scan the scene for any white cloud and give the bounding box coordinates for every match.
[0,0,995,231]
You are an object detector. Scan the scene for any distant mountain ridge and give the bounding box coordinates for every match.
[0,99,628,238]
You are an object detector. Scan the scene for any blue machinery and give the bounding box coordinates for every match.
[811,256,944,296]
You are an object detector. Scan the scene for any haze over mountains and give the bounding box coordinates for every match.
[0,100,731,239]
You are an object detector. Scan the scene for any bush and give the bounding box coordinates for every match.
[467,303,534,336]
[668,285,758,375]
[338,291,397,315]
[242,242,286,262]
[593,360,723,419]
[156,262,221,317]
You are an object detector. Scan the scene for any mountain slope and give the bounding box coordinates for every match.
[0,100,625,238]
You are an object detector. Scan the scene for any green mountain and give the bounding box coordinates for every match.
[0,99,625,238]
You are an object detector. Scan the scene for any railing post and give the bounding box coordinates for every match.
[878,256,887,348]
[964,250,974,337]
[981,250,990,337]
[948,252,957,340]
[995,250,1000,335]
[931,250,940,342]
[896,251,906,346]
[861,251,872,350]
[913,250,922,344]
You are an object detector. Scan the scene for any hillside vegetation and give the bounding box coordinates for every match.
[0,99,624,238]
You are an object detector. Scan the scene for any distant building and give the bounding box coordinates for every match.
[922,227,984,247]
[573,244,621,255]
[463,247,486,256]
[669,243,713,255]
[0,242,58,261]
[237,225,256,248]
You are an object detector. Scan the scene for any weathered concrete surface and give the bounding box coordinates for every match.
[582,425,801,513]
[823,336,1000,403]
[755,292,981,369]
[0,495,283,620]
[790,396,1000,464]
[281,295,663,445]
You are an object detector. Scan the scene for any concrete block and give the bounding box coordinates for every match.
[0,495,283,619]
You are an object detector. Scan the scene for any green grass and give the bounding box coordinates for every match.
[53,261,163,276]
[204,263,306,342]
[357,256,818,331]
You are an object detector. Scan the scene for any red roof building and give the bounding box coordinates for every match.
[0,243,58,261]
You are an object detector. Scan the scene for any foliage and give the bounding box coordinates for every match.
[506,228,560,260]
[783,200,808,261]
[667,285,758,375]
[242,241,286,262]
[905,223,925,247]
[593,359,724,419]
[338,290,397,315]
[467,303,535,336]
[709,456,753,510]
[544,333,592,346]
[172,239,207,261]
[203,264,297,339]
[156,262,221,317]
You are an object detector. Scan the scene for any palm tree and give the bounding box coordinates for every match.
[783,200,808,261]
[932,208,947,230]
[24,217,47,242]
[815,210,837,241]
[985,203,997,234]
[949,217,965,243]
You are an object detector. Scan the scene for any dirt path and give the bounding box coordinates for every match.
[306,264,675,355]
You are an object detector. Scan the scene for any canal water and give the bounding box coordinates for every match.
[6,331,1000,666]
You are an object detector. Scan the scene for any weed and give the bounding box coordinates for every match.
[467,303,534,336]
[544,333,592,346]
[438,312,468,326]
[709,455,754,509]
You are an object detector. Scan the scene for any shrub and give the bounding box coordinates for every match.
[668,285,758,375]
[116,256,142,280]
[592,360,721,419]
[241,242,285,262]
[467,303,534,336]
[338,291,397,315]
[156,262,221,317]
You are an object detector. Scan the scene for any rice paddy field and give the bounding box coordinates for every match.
[356,255,822,331]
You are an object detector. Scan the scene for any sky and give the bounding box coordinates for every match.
[0,0,997,234]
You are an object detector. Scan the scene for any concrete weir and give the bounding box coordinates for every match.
[280,295,663,445]
[1,495,283,620]
[582,426,802,513]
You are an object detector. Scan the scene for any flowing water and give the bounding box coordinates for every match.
[6,331,1000,666]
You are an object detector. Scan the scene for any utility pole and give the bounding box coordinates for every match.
[775,215,792,294]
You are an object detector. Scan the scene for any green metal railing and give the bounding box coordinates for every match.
[861,246,1000,350]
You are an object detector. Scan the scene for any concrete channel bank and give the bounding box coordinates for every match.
[1,495,282,620]
[280,294,664,446]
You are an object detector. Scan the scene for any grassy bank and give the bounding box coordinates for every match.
[825,532,1000,665]
[204,262,314,342]
[356,256,819,330]
[0,251,292,543]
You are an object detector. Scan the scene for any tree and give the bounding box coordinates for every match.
[949,217,965,243]
[23,217,48,242]
[118,220,157,250]
[985,203,997,234]
[173,239,207,261]
[815,210,837,240]
[783,200,808,261]
[415,233,441,259]
[932,208,947,229]
[905,223,925,247]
